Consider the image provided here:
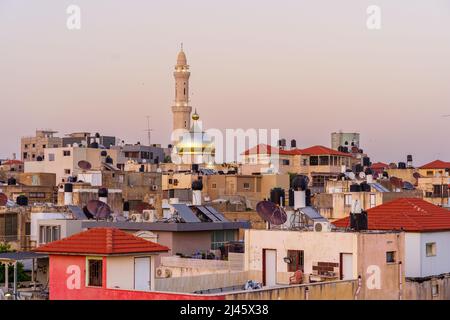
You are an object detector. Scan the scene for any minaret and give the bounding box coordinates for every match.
[171,44,192,133]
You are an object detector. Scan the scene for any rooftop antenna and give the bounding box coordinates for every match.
[145,115,153,146]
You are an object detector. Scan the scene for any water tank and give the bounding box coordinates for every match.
[290,139,297,148]
[398,162,407,169]
[16,195,28,206]
[407,155,413,162]
[364,168,373,175]
[64,183,73,192]
[342,147,349,153]
[192,180,203,191]
[355,164,363,173]
[90,142,99,149]
[270,188,285,206]
[192,164,199,173]
[98,188,108,198]
[350,184,361,192]
[67,176,77,183]
[101,150,108,157]
[139,165,145,172]
[7,177,16,185]
[291,175,308,191]
[305,189,312,207]
[362,157,371,167]
[36,156,43,162]
[105,156,113,164]
[360,182,371,192]
[123,201,130,212]
[382,171,389,178]
[350,211,368,231]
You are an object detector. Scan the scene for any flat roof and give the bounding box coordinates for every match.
[82,220,250,232]
[0,252,48,262]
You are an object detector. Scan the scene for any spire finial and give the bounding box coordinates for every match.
[181,42,183,52]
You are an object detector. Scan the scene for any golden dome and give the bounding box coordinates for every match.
[192,110,200,121]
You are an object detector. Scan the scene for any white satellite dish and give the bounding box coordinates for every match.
[348,172,356,180]
[359,172,366,179]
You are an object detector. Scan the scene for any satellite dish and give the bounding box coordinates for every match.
[390,177,403,189]
[359,172,366,179]
[0,193,8,206]
[403,181,415,190]
[256,201,287,226]
[78,160,92,171]
[86,200,112,219]
[347,172,356,180]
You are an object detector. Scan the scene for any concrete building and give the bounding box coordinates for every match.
[244,228,405,300]
[331,132,360,151]
[24,146,120,184]
[119,144,165,165]
[333,198,450,279]
[21,130,62,162]
[62,132,117,149]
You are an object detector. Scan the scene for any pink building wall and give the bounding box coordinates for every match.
[49,255,224,300]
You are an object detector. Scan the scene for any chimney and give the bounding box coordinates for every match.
[64,183,73,205]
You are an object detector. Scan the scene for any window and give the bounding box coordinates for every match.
[386,251,396,263]
[25,222,31,236]
[32,144,35,148]
[426,171,433,176]
[48,153,55,161]
[344,194,352,206]
[23,152,28,159]
[0,213,18,241]
[42,144,46,148]
[211,230,235,250]
[309,156,319,166]
[29,192,46,198]
[53,144,59,148]
[39,225,61,244]
[24,144,29,149]
[432,284,439,297]
[64,169,71,175]
[211,183,217,189]
[287,250,304,272]
[426,242,436,257]
[32,154,36,159]
[281,159,290,165]
[63,150,71,156]
[87,258,103,287]
[243,182,250,190]
[370,194,376,208]
[319,156,329,166]
[302,159,308,166]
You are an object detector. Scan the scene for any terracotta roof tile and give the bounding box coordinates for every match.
[333,198,450,232]
[419,160,450,170]
[34,228,169,255]
[242,144,351,157]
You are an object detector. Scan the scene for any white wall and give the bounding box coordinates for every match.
[420,231,450,277]
[30,212,70,241]
[106,256,135,290]
[405,233,421,277]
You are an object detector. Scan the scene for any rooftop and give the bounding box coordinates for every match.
[333,198,450,232]
[419,160,450,170]
[242,144,351,157]
[34,227,169,255]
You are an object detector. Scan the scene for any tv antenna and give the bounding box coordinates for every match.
[145,116,153,146]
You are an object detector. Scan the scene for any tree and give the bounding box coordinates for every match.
[0,242,31,283]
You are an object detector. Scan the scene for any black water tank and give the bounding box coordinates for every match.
[139,165,145,172]
[7,177,16,185]
[290,139,297,148]
[350,184,361,192]
[270,188,285,206]
[192,164,199,173]
[105,156,113,164]
[364,168,373,175]
[90,142,99,149]
[342,147,349,153]
[67,176,77,183]
[355,164,363,173]
[350,211,368,231]
[123,201,130,212]
[338,146,344,152]
[305,189,312,207]
[288,188,295,207]
[192,180,203,191]
[64,183,73,192]
[383,171,389,178]
[398,162,407,169]
[360,182,371,192]
[36,156,43,161]
[291,175,308,191]
[362,157,371,167]
[101,150,108,157]
[16,195,28,206]
[407,155,413,162]
[98,188,108,198]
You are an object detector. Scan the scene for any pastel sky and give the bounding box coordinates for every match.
[1,0,449,165]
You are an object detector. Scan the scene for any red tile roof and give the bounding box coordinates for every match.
[242,144,351,157]
[34,228,169,255]
[419,160,450,170]
[371,162,389,170]
[1,160,23,165]
[333,198,450,232]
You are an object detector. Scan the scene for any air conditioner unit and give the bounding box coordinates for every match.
[142,210,156,222]
[151,185,158,191]
[130,213,143,222]
[314,221,331,232]
[156,267,172,278]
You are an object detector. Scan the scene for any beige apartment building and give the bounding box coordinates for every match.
[24,146,120,183]
[21,130,62,161]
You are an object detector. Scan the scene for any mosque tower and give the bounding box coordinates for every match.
[171,44,192,133]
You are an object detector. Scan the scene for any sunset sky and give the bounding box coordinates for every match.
[1,0,449,165]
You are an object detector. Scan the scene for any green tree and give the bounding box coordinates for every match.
[0,242,31,283]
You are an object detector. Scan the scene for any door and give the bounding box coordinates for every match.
[134,257,151,291]
[340,253,353,280]
[263,249,277,287]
